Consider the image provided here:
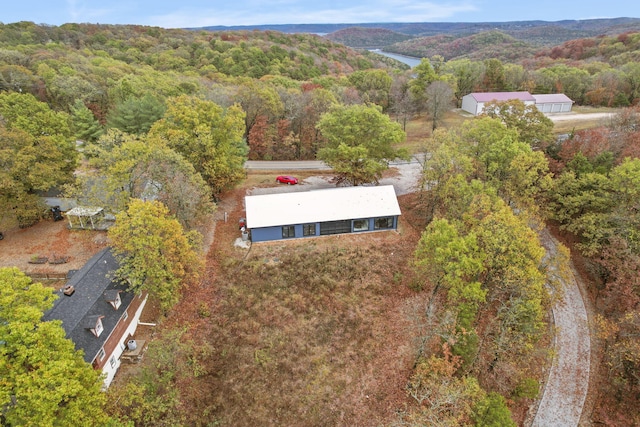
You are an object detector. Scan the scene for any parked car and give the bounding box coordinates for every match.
[276,175,298,185]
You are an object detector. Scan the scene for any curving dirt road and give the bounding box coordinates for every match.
[530,229,591,427]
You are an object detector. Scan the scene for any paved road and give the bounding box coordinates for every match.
[244,160,330,170]
[244,155,424,171]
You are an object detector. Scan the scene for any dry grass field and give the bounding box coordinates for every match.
[132,186,431,426]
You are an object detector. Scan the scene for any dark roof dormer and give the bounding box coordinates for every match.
[104,290,122,310]
[83,315,105,337]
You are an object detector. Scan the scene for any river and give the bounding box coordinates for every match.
[369,49,422,68]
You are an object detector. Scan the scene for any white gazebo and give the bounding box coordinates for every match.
[65,206,106,230]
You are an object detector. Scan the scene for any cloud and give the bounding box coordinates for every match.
[65,0,118,24]
[147,1,479,28]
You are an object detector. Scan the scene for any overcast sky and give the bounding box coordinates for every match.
[3,1,640,28]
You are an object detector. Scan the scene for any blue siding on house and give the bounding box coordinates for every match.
[249,216,398,243]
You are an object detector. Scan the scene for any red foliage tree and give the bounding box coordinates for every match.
[557,128,612,168]
[247,115,270,160]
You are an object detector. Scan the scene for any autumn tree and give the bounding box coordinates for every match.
[432,117,553,215]
[295,86,338,158]
[148,95,247,197]
[316,104,407,186]
[443,59,484,107]
[534,64,590,104]
[108,199,203,312]
[548,154,640,422]
[472,392,517,427]
[0,92,75,168]
[83,137,215,229]
[347,69,392,110]
[418,129,474,220]
[481,99,554,150]
[482,58,506,92]
[409,58,439,104]
[413,217,486,368]
[425,80,455,131]
[403,348,485,426]
[246,114,272,160]
[389,72,415,130]
[553,127,613,174]
[104,328,211,426]
[0,93,77,228]
[234,78,284,138]
[0,267,111,426]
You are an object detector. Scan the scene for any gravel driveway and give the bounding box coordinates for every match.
[530,229,591,427]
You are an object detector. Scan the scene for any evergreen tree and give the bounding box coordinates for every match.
[71,99,103,142]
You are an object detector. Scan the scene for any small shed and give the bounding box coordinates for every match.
[66,206,106,230]
[245,185,401,243]
[461,91,536,116]
[532,93,574,113]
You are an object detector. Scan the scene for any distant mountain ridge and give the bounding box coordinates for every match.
[194,17,640,40]
[193,17,640,62]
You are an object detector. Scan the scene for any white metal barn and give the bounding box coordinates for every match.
[462,91,574,116]
[532,93,574,113]
[461,91,536,116]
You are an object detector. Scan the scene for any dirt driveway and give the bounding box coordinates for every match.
[548,111,614,122]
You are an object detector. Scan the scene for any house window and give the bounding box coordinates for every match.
[303,223,316,236]
[109,355,117,368]
[320,220,351,235]
[94,318,104,337]
[353,219,369,232]
[122,310,128,321]
[98,347,106,361]
[282,225,295,238]
[374,217,394,230]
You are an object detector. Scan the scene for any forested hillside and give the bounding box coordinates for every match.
[383,27,640,65]
[324,27,413,48]
[384,30,537,62]
[0,21,395,115]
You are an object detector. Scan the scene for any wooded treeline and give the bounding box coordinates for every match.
[545,108,640,425]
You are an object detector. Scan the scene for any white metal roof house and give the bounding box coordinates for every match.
[462,91,573,116]
[245,185,401,242]
[461,91,536,116]
[531,93,574,113]
[42,248,148,388]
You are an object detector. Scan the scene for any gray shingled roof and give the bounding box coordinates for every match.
[42,248,135,363]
